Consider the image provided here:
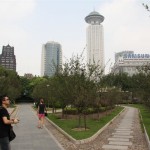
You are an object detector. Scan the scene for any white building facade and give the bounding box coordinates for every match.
[41,41,62,77]
[85,11,105,72]
[112,51,150,76]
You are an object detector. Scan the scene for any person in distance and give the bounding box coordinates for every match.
[37,98,47,129]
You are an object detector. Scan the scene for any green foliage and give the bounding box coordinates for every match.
[64,107,78,115]
[101,73,132,91]
[100,71,150,105]
[20,76,47,98]
[30,53,150,129]
[64,107,107,115]
[0,66,22,102]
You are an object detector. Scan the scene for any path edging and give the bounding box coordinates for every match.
[139,110,150,150]
[46,107,125,144]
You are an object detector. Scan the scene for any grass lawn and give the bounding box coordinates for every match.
[47,106,123,140]
[126,104,150,139]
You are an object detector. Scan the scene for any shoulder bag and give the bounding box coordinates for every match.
[9,126,16,141]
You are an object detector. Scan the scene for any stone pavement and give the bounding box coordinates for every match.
[44,106,148,150]
[10,104,64,150]
[102,107,135,150]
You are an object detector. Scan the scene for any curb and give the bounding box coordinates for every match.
[45,117,77,143]
[139,110,150,150]
[46,107,125,144]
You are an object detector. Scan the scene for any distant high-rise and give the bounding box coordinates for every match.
[41,41,62,77]
[85,11,105,72]
[0,44,16,71]
[112,51,150,76]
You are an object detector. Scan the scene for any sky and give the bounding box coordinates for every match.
[0,0,150,76]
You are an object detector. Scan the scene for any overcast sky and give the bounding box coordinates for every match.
[0,0,150,76]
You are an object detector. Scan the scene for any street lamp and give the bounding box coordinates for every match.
[46,84,50,108]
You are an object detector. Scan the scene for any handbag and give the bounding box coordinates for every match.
[9,126,16,141]
[44,112,47,116]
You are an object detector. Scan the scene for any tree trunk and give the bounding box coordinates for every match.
[97,109,100,120]
[65,107,68,119]
[52,107,54,114]
[62,108,64,119]
[84,114,87,130]
[78,113,81,128]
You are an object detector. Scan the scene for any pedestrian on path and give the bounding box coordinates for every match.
[37,98,47,129]
[0,96,19,150]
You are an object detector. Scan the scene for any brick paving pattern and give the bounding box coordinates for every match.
[10,104,63,150]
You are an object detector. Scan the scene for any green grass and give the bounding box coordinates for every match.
[47,106,123,140]
[126,104,150,139]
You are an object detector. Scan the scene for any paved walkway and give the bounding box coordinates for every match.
[102,107,135,150]
[9,105,148,150]
[10,104,64,150]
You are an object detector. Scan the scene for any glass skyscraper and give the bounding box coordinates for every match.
[41,41,62,77]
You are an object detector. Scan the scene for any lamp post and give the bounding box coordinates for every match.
[130,91,133,102]
[46,84,50,108]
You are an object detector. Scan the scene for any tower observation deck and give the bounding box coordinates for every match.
[85,11,104,25]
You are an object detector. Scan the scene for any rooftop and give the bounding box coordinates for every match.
[85,11,104,24]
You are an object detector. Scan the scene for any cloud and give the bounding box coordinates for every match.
[1,0,150,76]
[0,0,36,20]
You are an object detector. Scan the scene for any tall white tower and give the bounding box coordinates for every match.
[85,11,105,72]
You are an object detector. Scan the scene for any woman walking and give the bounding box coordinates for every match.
[0,96,19,150]
[37,99,47,129]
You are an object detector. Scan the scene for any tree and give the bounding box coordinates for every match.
[143,3,150,11]
[0,66,22,103]
[59,54,102,129]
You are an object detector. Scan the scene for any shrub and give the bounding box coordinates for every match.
[64,108,77,115]
[63,107,112,115]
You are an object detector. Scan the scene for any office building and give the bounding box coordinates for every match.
[112,51,150,76]
[85,11,105,72]
[0,44,16,71]
[41,41,62,77]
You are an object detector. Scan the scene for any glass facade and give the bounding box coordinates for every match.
[41,41,62,77]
